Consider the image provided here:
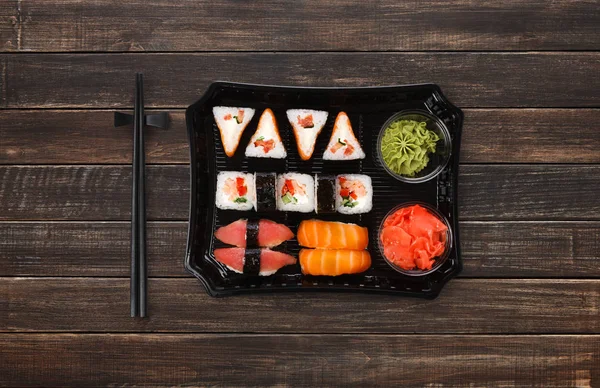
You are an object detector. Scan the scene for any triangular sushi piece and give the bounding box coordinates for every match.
[287,109,328,160]
[245,108,286,159]
[213,106,255,157]
[323,112,365,160]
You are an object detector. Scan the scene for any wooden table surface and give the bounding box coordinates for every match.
[1,1,600,387]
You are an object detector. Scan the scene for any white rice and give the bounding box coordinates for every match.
[323,113,365,160]
[215,171,255,211]
[276,173,315,213]
[212,107,255,156]
[245,109,286,159]
[286,109,328,159]
[335,174,372,214]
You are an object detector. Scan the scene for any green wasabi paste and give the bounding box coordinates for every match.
[380,119,439,177]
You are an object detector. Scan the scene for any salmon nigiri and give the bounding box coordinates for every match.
[299,249,371,276]
[297,219,369,250]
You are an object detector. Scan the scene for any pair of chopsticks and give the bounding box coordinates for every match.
[131,73,147,317]
[114,74,169,318]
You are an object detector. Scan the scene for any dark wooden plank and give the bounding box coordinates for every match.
[0,222,187,277]
[3,109,600,164]
[458,165,600,220]
[10,0,600,52]
[0,110,189,164]
[1,278,599,333]
[1,165,599,221]
[460,221,600,277]
[460,109,600,163]
[2,334,598,387]
[0,165,189,220]
[0,1,18,51]
[1,53,599,108]
[2,221,599,278]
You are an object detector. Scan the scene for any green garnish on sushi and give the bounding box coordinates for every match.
[281,192,297,205]
[337,138,346,146]
[234,197,247,203]
[342,198,358,208]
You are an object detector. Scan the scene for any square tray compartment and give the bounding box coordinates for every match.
[185,82,463,298]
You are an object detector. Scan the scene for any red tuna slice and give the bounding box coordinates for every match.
[214,219,247,247]
[214,219,294,248]
[213,248,296,276]
[258,219,294,248]
[259,249,297,275]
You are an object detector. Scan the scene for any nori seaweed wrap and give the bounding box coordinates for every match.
[315,174,336,214]
[254,172,277,212]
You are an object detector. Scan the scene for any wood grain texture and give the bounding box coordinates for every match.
[1,165,599,221]
[2,221,599,278]
[0,222,187,277]
[2,109,600,164]
[1,53,599,108]
[0,1,18,51]
[9,0,600,52]
[2,278,599,333]
[458,165,600,220]
[0,165,189,220]
[1,334,599,387]
[460,109,600,163]
[0,110,188,164]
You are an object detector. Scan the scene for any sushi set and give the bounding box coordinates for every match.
[185,82,463,298]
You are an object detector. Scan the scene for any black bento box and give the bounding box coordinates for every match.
[185,82,463,298]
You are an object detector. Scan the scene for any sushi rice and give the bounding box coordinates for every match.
[216,171,255,211]
[276,173,315,213]
[286,109,328,160]
[335,174,372,214]
[245,108,287,159]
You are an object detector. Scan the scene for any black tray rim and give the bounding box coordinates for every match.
[185,81,463,298]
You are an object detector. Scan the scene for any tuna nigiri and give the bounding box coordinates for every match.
[297,219,369,250]
[299,249,371,276]
[214,219,293,248]
[213,248,296,276]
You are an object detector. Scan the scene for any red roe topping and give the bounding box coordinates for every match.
[380,204,448,270]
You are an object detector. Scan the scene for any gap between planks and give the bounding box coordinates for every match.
[3,332,600,337]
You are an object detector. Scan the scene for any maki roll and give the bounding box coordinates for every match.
[216,171,255,211]
[335,174,373,214]
[314,174,336,214]
[276,173,315,213]
[254,172,277,212]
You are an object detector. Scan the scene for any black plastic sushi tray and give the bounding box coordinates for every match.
[185,82,463,298]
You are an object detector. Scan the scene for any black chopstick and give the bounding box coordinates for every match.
[137,73,147,318]
[117,73,167,318]
[130,73,147,318]
[130,74,141,317]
